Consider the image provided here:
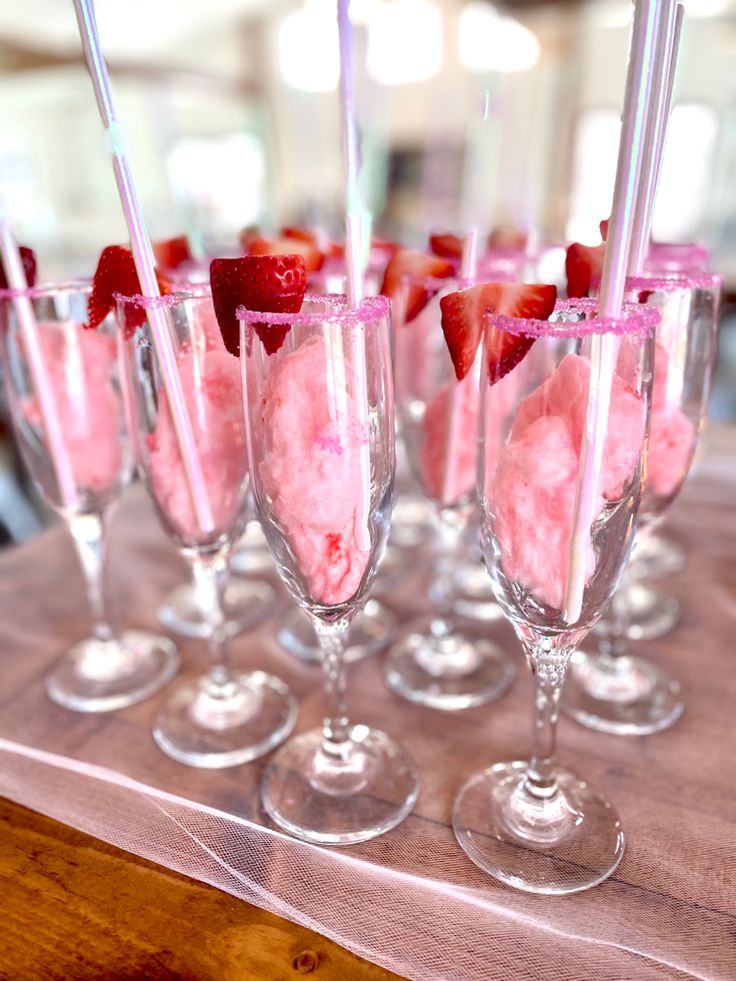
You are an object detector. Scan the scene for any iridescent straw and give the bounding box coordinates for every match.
[631,2,684,273]
[72,0,213,534]
[0,219,79,510]
[563,0,672,623]
[337,0,371,550]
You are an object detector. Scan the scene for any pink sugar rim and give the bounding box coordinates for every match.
[623,273,721,292]
[649,241,709,257]
[0,278,91,300]
[236,293,389,327]
[401,272,517,290]
[114,284,211,308]
[487,297,659,338]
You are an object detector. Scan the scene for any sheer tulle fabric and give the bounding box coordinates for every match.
[0,455,734,979]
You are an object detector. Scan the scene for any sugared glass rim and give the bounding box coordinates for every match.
[648,241,709,259]
[114,284,211,309]
[623,272,721,293]
[400,271,517,290]
[0,278,90,300]
[236,293,390,327]
[486,297,659,338]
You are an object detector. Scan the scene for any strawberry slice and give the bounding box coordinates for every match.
[599,219,609,242]
[246,235,324,273]
[86,245,146,335]
[429,232,463,260]
[281,226,317,244]
[380,249,454,323]
[210,254,307,357]
[153,235,192,270]
[439,282,557,383]
[487,226,528,251]
[0,246,37,289]
[565,242,605,298]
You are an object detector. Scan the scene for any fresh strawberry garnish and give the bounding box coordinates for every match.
[371,236,399,255]
[599,219,609,242]
[239,225,261,252]
[152,235,192,270]
[487,226,528,251]
[245,236,324,273]
[281,226,317,245]
[0,246,37,289]
[86,245,146,335]
[565,242,605,298]
[380,249,454,323]
[429,232,463,260]
[209,254,307,357]
[439,282,556,383]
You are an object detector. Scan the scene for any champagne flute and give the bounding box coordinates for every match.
[453,298,656,893]
[563,273,721,734]
[119,287,297,767]
[0,281,178,710]
[240,294,419,843]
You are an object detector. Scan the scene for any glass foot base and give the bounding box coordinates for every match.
[45,631,179,713]
[277,600,397,665]
[439,560,504,623]
[594,584,680,642]
[158,578,277,640]
[153,671,297,768]
[562,650,683,735]
[384,615,515,710]
[261,726,419,844]
[453,761,625,895]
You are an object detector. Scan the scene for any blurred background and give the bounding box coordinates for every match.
[0,0,734,541]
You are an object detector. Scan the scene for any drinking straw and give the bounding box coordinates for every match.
[562,0,673,623]
[337,0,372,550]
[630,2,684,274]
[0,219,79,510]
[72,0,214,534]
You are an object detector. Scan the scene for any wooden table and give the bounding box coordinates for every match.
[0,797,400,980]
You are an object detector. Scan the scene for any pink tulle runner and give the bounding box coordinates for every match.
[1,429,735,981]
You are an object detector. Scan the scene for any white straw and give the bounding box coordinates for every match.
[630,2,684,274]
[338,0,372,551]
[72,0,213,534]
[563,0,671,623]
[0,221,79,510]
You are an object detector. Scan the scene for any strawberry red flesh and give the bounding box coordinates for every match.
[246,236,324,273]
[153,235,192,270]
[599,219,609,242]
[209,254,307,357]
[439,282,557,383]
[565,242,605,298]
[86,245,145,335]
[0,246,37,289]
[429,232,463,260]
[380,249,454,323]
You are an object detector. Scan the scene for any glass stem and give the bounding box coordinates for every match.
[314,616,351,755]
[525,646,570,797]
[430,507,465,618]
[191,550,232,690]
[599,566,633,661]
[68,511,118,644]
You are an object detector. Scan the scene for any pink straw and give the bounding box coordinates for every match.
[338,0,371,550]
[0,220,79,510]
[563,0,674,623]
[72,0,213,534]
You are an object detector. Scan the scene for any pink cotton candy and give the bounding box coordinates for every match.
[259,335,370,606]
[148,349,246,540]
[420,373,479,505]
[22,323,123,493]
[493,353,644,611]
[646,341,696,500]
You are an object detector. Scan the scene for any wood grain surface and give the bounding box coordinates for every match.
[0,797,401,981]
